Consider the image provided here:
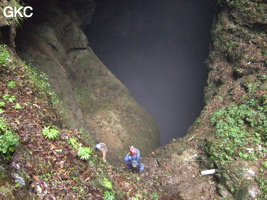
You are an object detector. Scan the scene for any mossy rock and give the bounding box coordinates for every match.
[235,182,259,200]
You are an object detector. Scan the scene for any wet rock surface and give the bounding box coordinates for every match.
[15,0,160,162]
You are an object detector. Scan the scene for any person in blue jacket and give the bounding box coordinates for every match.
[124,146,144,172]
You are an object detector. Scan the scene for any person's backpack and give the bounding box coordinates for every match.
[131,160,139,168]
[131,155,140,168]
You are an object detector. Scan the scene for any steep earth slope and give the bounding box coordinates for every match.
[0,44,162,199]
[14,0,160,162]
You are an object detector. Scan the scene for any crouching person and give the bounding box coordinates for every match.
[124,146,144,173]
[95,143,108,162]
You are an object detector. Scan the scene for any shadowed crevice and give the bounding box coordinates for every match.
[86,0,216,146]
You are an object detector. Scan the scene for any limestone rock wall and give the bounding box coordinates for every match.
[15,0,159,162]
[147,0,267,199]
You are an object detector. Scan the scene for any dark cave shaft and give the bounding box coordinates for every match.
[86,0,216,145]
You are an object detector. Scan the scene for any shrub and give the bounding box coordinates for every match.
[68,138,79,149]
[208,97,267,164]
[103,191,115,200]
[7,81,17,88]
[77,147,92,160]
[42,126,59,140]
[0,45,11,67]
[207,94,267,198]
[0,118,19,160]
[25,67,50,92]
[3,94,16,103]
[15,103,22,110]
[0,101,5,114]
[0,101,6,107]
[101,178,113,189]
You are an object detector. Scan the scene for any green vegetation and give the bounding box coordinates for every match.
[132,193,142,200]
[0,31,162,200]
[0,101,5,114]
[68,136,95,161]
[0,101,5,107]
[256,175,267,199]
[206,92,267,198]
[0,118,19,160]
[150,192,159,200]
[14,103,22,110]
[18,63,62,107]
[207,96,267,164]
[77,147,92,160]
[24,66,50,93]
[2,1,24,27]
[40,173,52,182]
[0,45,11,67]
[2,94,16,103]
[7,81,17,88]
[229,1,240,8]
[103,190,116,200]
[101,178,113,189]
[68,138,80,149]
[42,126,60,140]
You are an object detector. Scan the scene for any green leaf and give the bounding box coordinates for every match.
[7,81,17,88]
[42,126,59,140]
[15,103,22,110]
[77,147,92,160]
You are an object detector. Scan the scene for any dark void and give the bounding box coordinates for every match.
[86,0,216,146]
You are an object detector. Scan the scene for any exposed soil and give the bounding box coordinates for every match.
[0,51,220,199]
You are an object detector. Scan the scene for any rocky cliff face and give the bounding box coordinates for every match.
[14,0,160,162]
[148,0,267,199]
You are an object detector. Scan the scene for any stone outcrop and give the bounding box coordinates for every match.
[14,0,160,162]
[145,0,267,199]
[204,1,267,199]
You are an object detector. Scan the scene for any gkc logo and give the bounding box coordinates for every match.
[3,6,33,18]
